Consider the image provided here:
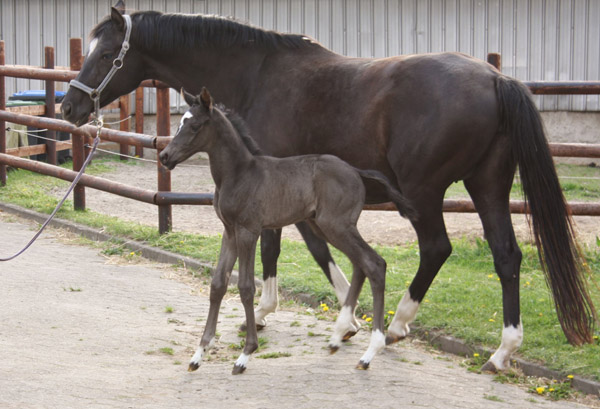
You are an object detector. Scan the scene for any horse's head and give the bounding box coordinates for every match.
[62,1,144,126]
[159,88,215,170]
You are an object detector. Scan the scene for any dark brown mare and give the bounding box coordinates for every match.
[159,88,416,373]
[62,2,596,372]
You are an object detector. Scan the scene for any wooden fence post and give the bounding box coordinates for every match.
[119,94,130,160]
[487,53,501,71]
[0,41,6,186]
[70,38,86,210]
[135,87,144,157]
[44,46,57,166]
[156,87,172,234]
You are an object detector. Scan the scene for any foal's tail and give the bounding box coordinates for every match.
[496,75,596,345]
[355,169,418,221]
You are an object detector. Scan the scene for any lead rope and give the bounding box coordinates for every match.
[0,125,101,261]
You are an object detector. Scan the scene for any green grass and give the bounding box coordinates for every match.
[1,159,600,381]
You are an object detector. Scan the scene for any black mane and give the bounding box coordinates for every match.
[91,10,315,52]
[217,105,263,156]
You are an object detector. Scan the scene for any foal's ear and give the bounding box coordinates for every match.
[182,88,197,107]
[111,6,126,31]
[113,1,126,14]
[200,87,214,113]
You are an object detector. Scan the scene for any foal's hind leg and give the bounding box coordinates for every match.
[318,223,387,369]
[189,228,237,372]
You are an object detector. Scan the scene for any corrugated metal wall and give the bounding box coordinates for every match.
[1,0,599,112]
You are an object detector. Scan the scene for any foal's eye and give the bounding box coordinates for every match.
[191,123,202,132]
[101,52,114,61]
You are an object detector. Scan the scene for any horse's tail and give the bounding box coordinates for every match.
[355,169,418,221]
[496,75,596,345]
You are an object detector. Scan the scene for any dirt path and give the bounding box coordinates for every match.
[79,157,599,247]
[0,215,593,408]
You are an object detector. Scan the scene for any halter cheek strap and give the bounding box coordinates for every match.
[69,14,132,117]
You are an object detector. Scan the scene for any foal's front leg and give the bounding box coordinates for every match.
[232,226,260,375]
[189,229,237,372]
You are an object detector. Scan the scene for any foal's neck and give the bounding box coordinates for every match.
[206,115,255,188]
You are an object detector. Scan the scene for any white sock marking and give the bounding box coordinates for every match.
[487,321,523,370]
[234,353,250,369]
[255,276,278,326]
[359,329,386,365]
[189,337,215,367]
[330,305,355,347]
[329,262,350,304]
[388,290,420,338]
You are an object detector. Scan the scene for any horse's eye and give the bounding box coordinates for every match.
[191,123,202,132]
[101,52,113,61]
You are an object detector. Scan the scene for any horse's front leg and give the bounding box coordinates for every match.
[189,228,237,372]
[233,226,260,375]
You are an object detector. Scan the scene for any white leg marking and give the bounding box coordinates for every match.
[388,290,420,338]
[189,337,215,369]
[487,320,523,371]
[87,38,98,56]
[358,329,386,367]
[330,305,355,348]
[329,262,360,331]
[234,353,251,369]
[255,276,278,327]
[329,262,350,304]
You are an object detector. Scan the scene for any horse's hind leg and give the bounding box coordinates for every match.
[189,228,237,372]
[232,226,260,375]
[249,228,282,330]
[387,195,452,344]
[464,154,523,372]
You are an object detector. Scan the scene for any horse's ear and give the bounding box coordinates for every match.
[111,6,126,31]
[113,0,126,14]
[200,87,213,113]
[182,88,197,107]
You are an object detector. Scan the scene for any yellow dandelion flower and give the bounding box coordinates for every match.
[489,319,495,322]
[424,299,430,303]
[322,305,329,312]
[549,388,555,392]
[129,251,135,256]
[387,310,395,315]
[487,274,494,278]
[567,374,574,379]
[535,386,546,395]
[473,353,480,358]
[362,314,367,320]
[539,313,543,317]
[365,317,373,323]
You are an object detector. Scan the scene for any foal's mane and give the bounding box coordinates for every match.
[217,105,263,156]
[91,10,315,52]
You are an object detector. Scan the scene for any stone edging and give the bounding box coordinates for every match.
[1,202,598,397]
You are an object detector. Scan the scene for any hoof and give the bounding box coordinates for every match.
[385,333,405,345]
[342,330,357,342]
[329,344,340,355]
[356,360,370,370]
[239,323,266,332]
[481,360,498,373]
[232,364,246,375]
[188,362,200,372]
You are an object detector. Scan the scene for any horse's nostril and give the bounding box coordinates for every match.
[159,151,168,164]
[62,102,72,117]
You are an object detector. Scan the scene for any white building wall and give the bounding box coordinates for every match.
[1,0,599,112]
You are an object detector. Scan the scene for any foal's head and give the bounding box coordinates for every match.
[159,88,219,170]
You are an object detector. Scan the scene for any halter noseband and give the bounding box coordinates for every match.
[69,14,132,118]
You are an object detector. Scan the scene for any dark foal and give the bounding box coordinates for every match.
[159,88,416,374]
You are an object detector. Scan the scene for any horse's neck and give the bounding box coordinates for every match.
[143,47,267,111]
[207,119,255,188]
